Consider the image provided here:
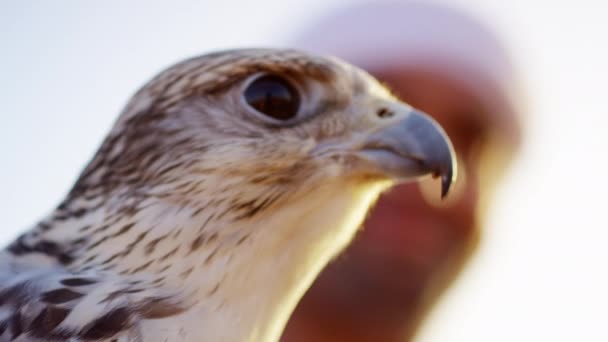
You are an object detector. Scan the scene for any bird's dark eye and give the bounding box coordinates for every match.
[244,75,300,121]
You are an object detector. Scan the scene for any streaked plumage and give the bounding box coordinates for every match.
[0,48,455,341]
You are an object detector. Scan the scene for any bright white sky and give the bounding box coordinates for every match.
[1,1,606,341]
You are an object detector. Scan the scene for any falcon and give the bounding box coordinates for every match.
[0,48,455,341]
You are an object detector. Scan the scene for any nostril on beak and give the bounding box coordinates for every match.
[376,107,394,118]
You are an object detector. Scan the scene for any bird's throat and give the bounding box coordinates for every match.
[168,181,389,341]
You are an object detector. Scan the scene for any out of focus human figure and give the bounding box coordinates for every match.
[281,2,523,341]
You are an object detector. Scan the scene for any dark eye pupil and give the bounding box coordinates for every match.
[244,75,300,121]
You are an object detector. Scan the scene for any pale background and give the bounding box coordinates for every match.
[1,1,606,340]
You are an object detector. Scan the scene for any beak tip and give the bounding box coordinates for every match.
[439,159,456,199]
[440,173,452,199]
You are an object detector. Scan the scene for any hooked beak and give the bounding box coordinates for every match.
[359,109,457,198]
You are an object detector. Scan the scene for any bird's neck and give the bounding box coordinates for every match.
[170,181,388,342]
[30,181,388,341]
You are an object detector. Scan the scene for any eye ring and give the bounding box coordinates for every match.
[242,74,301,121]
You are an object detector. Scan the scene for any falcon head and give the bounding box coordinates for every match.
[73,49,454,207]
[49,48,455,341]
